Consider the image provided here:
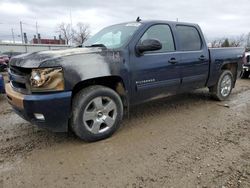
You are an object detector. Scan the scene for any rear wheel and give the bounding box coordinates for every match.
[209,70,234,101]
[240,71,250,79]
[70,85,123,142]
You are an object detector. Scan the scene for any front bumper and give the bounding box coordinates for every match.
[5,83,72,132]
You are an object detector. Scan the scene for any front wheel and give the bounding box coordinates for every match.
[209,70,234,101]
[70,85,123,142]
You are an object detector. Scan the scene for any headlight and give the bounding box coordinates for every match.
[30,67,64,92]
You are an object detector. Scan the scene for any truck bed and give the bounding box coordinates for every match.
[207,47,245,87]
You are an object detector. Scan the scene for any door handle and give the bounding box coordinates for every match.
[168,58,178,64]
[199,55,206,61]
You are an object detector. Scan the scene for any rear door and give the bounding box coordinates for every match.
[129,24,181,104]
[175,25,209,90]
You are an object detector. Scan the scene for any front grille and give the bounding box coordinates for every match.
[9,66,31,94]
[10,66,31,76]
[11,81,26,89]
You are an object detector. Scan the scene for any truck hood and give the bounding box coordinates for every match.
[9,47,103,68]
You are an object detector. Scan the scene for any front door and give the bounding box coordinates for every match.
[130,24,181,104]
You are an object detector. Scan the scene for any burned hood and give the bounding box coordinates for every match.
[9,47,103,68]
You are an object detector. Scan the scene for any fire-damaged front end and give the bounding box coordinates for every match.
[6,64,72,132]
[5,47,126,132]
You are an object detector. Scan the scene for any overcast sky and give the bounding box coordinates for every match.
[0,0,250,42]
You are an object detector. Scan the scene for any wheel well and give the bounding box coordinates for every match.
[221,63,237,82]
[72,76,128,106]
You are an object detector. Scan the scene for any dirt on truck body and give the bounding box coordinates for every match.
[0,79,250,188]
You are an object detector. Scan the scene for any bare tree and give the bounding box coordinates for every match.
[210,40,218,48]
[210,39,224,48]
[230,34,245,47]
[72,23,90,45]
[56,22,72,45]
[210,34,246,48]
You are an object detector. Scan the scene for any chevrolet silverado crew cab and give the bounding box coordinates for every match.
[6,20,244,142]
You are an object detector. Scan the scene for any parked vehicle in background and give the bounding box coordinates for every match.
[6,20,244,142]
[0,54,9,72]
[241,52,250,78]
[2,52,23,59]
[0,74,5,93]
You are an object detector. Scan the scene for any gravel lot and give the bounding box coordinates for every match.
[0,78,250,188]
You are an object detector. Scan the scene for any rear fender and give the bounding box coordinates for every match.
[221,62,238,86]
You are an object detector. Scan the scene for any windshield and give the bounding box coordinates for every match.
[84,23,141,49]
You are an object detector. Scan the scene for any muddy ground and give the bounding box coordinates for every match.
[0,78,250,188]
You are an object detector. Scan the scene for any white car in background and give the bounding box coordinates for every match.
[241,52,250,78]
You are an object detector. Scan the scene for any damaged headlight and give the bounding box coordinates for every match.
[30,67,64,92]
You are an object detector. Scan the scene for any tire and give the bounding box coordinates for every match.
[240,71,250,79]
[209,70,234,101]
[70,85,123,142]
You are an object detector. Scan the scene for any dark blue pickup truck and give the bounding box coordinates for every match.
[6,20,245,141]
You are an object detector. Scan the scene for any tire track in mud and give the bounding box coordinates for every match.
[0,90,214,162]
[0,88,246,161]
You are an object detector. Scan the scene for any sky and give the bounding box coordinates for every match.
[0,0,250,43]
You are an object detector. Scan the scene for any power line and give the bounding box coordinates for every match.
[0,34,20,37]
[0,21,56,30]
[0,20,71,42]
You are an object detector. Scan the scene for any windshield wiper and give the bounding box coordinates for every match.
[85,44,107,48]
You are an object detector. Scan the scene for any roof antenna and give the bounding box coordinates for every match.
[136,16,141,22]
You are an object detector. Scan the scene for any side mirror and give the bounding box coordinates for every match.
[136,39,162,54]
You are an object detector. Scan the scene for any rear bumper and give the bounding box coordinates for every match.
[5,83,72,132]
[243,65,250,71]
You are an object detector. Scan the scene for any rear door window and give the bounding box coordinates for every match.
[176,25,202,51]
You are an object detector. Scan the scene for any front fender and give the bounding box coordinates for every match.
[57,51,128,91]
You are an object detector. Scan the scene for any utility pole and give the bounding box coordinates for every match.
[20,21,24,44]
[36,21,38,36]
[11,28,15,43]
[70,9,73,45]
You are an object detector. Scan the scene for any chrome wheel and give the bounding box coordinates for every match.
[220,74,232,97]
[83,96,117,134]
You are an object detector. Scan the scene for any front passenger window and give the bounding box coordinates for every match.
[139,24,175,53]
